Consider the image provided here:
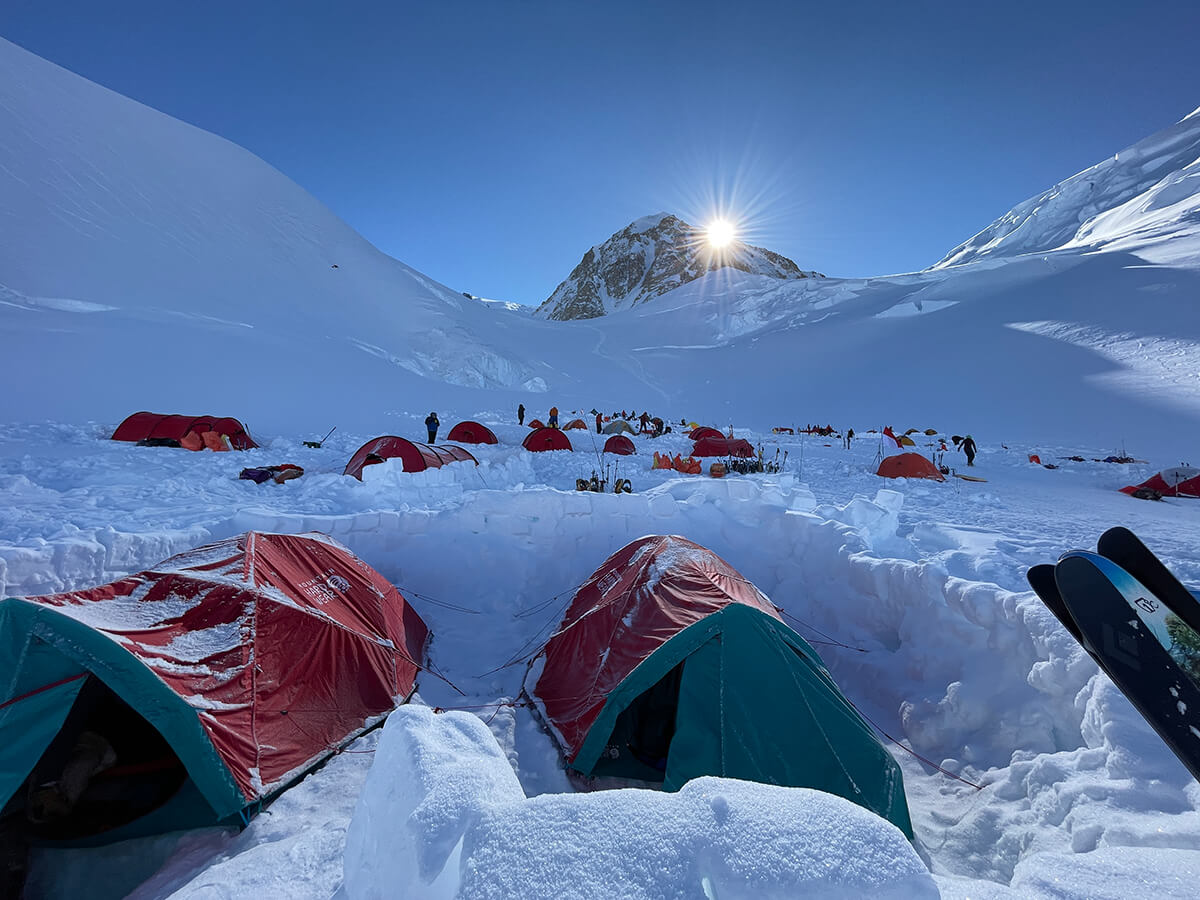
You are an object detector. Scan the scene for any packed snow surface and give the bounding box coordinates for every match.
[6,419,1200,899]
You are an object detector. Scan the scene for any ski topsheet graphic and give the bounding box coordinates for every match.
[1036,544,1200,783]
[1097,526,1200,633]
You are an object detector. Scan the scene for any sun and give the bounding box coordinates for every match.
[705,219,737,249]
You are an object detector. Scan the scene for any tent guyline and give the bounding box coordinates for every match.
[776,608,868,653]
[394,584,483,615]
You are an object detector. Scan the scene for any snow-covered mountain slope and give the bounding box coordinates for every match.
[535,212,820,320]
[0,36,589,428]
[3,33,1199,458]
[935,107,1200,268]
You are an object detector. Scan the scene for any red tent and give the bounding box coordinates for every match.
[343,436,478,480]
[692,436,755,458]
[603,435,635,455]
[528,535,781,763]
[876,452,945,481]
[1121,466,1200,498]
[9,532,428,825]
[446,421,498,445]
[523,427,572,452]
[688,426,723,441]
[563,418,588,431]
[111,411,258,450]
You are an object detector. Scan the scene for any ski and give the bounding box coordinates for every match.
[1054,551,1200,783]
[1097,526,1200,634]
[1026,563,1089,649]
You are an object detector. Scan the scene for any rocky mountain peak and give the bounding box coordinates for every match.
[536,214,821,320]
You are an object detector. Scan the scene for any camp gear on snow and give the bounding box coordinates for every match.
[303,426,337,449]
[239,464,303,484]
[523,427,572,453]
[343,436,477,480]
[709,462,727,478]
[603,435,635,455]
[112,412,257,450]
[0,532,429,844]
[876,453,945,481]
[524,535,913,838]
[201,430,230,452]
[446,421,499,444]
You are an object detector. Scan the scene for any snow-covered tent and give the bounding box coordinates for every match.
[0,532,428,844]
[603,435,635,455]
[111,411,257,450]
[524,535,913,838]
[876,453,944,481]
[1120,466,1200,498]
[522,427,572,452]
[446,421,498,445]
[343,436,478,480]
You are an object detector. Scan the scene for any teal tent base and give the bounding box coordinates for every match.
[1,598,245,842]
[571,604,914,839]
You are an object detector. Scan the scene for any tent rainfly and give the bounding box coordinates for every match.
[876,453,944,481]
[687,426,723,441]
[692,436,755,458]
[602,420,636,436]
[343,436,478,480]
[523,427,573,452]
[0,532,428,845]
[524,535,913,838]
[111,411,257,450]
[446,421,498,445]
[563,419,588,431]
[603,435,636,455]
[1120,466,1200,498]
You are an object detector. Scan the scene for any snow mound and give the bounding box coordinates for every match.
[342,706,935,900]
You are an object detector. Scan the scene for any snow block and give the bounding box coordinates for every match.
[342,706,525,899]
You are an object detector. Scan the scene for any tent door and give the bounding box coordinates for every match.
[9,677,188,842]
[590,663,685,783]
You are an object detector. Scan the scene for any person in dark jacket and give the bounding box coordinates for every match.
[426,412,440,443]
[517,404,525,425]
[595,412,603,434]
[961,434,977,466]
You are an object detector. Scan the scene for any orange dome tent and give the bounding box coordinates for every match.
[876,453,944,482]
[563,418,588,431]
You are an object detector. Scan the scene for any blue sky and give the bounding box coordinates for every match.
[4,0,1199,304]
